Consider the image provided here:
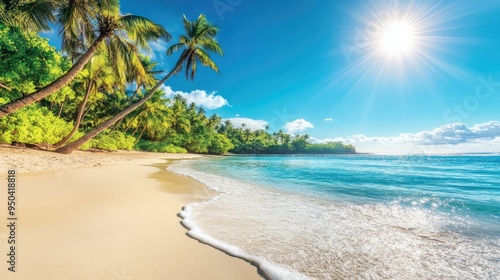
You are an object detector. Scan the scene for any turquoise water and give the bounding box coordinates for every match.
[169,155,500,279]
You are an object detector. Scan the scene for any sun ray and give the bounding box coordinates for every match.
[327,0,498,96]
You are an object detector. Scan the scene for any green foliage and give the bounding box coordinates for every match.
[166,14,222,81]
[0,23,70,100]
[209,133,234,155]
[0,105,74,144]
[0,97,8,106]
[0,0,56,32]
[220,124,356,155]
[306,141,356,154]
[135,140,187,154]
[0,101,135,151]
[0,16,356,156]
[91,131,135,151]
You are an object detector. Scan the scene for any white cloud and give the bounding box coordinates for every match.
[324,118,333,121]
[312,121,500,154]
[225,118,269,131]
[161,85,229,110]
[141,40,169,61]
[284,119,314,134]
[149,41,167,53]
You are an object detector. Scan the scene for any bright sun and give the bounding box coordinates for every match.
[379,20,415,56]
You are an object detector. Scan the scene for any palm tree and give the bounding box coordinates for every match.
[52,49,115,148]
[0,0,170,117]
[207,114,222,129]
[53,30,159,148]
[0,0,55,32]
[56,14,223,154]
[108,55,164,133]
[126,56,163,105]
[132,90,172,142]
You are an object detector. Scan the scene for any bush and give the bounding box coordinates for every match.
[91,131,135,151]
[0,105,74,144]
[135,140,187,153]
[208,133,234,155]
[0,103,135,151]
[0,24,70,100]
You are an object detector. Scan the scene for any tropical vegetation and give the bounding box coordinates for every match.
[0,1,355,155]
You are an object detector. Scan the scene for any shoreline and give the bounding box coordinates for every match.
[0,146,263,279]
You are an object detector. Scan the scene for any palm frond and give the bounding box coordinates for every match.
[97,0,119,18]
[182,14,192,35]
[9,0,55,32]
[195,48,219,73]
[120,15,171,51]
[198,38,223,55]
[166,42,185,56]
[106,36,130,85]
[56,0,97,54]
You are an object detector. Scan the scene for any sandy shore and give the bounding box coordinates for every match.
[0,146,262,279]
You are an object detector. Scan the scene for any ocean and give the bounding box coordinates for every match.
[168,155,500,279]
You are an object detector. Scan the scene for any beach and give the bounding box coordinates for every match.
[0,146,262,280]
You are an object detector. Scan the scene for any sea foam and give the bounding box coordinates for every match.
[169,159,500,280]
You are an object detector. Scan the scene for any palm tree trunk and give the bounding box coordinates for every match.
[123,114,139,133]
[52,81,94,148]
[108,85,142,134]
[55,53,189,154]
[82,103,94,120]
[128,84,142,106]
[57,98,66,117]
[135,126,147,144]
[0,33,107,118]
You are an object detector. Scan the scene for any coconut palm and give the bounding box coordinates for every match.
[56,14,222,154]
[52,49,114,148]
[207,114,222,129]
[169,95,192,134]
[0,0,170,117]
[108,55,164,133]
[132,90,172,142]
[0,0,55,32]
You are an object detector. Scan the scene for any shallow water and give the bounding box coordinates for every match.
[169,155,500,279]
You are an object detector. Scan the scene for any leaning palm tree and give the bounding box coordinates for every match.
[0,0,170,117]
[107,55,164,133]
[55,14,222,154]
[52,48,114,148]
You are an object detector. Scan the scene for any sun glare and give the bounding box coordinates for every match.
[328,0,483,95]
[379,20,415,56]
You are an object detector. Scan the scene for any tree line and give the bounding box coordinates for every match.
[0,0,355,155]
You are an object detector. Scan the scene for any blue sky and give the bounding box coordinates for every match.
[42,0,500,154]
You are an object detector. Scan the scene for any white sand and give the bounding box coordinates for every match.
[0,146,262,279]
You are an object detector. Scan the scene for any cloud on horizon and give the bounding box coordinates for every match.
[284,119,314,134]
[161,85,229,110]
[324,118,333,121]
[311,121,500,154]
[225,118,269,131]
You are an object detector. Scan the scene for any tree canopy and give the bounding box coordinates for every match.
[0,6,356,155]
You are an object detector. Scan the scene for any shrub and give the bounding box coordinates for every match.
[91,131,135,151]
[135,140,187,153]
[0,105,74,144]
